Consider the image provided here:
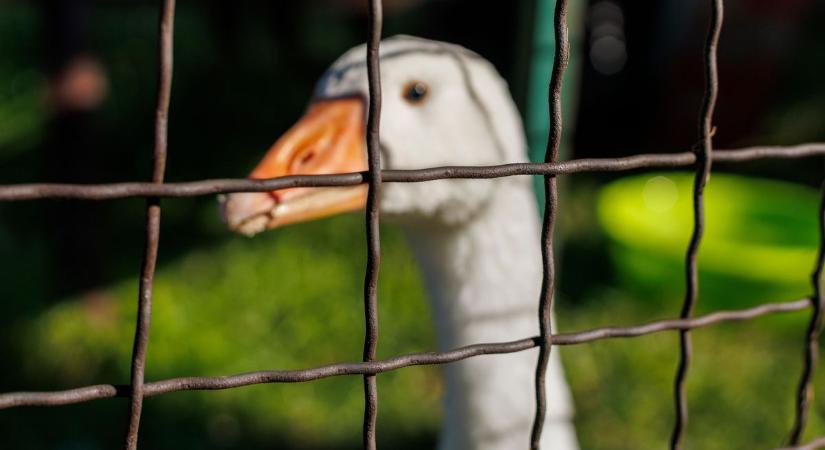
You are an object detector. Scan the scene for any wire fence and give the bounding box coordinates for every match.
[1,0,825,449]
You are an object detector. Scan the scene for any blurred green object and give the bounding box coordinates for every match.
[597,173,820,311]
[0,71,45,155]
[0,7,45,160]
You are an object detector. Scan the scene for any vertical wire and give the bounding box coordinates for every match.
[788,180,825,445]
[530,0,569,448]
[362,0,383,449]
[669,1,723,449]
[123,1,175,449]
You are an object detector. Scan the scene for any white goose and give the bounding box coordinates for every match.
[221,36,578,450]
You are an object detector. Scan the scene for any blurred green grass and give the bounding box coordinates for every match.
[7,197,825,450]
[12,213,441,449]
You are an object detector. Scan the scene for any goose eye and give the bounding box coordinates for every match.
[402,81,429,104]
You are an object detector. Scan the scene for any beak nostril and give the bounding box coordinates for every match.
[299,151,315,166]
[288,148,317,174]
[292,149,315,170]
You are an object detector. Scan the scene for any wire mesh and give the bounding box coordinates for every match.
[1,0,825,449]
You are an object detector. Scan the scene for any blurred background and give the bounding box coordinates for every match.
[2,0,825,449]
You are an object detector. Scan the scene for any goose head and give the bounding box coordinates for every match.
[221,35,528,235]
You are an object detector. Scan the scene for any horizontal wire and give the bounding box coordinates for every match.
[0,297,809,410]
[0,144,823,201]
[777,436,825,450]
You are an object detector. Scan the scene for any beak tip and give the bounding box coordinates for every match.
[235,216,269,237]
[219,192,276,237]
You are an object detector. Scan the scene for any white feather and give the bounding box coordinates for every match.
[316,36,579,450]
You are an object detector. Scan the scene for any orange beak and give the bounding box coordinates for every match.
[220,98,368,236]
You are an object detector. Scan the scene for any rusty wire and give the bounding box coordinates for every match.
[670,1,723,449]
[0,297,812,409]
[530,0,568,447]
[362,0,383,448]
[123,1,175,450]
[780,436,825,450]
[789,182,825,445]
[2,0,825,449]
[1,145,824,201]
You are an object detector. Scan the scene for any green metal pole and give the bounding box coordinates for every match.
[526,0,583,208]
